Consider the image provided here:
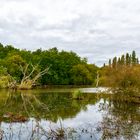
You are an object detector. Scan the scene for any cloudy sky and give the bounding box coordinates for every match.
[0,0,140,65]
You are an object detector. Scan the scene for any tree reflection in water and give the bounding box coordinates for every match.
[0,89,139,139]
[97,98,140,140]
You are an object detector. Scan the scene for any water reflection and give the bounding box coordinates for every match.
[0,89,139,139]
[98,100,140,140]
[0,89,99,122]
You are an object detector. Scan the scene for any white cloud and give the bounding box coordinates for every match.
[0,0,140,65]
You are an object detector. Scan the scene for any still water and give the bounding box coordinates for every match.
[0,88,139,140]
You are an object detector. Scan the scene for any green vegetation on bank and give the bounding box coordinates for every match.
[99,51,140,101]
[0,43,98,89]
[0,42,140,93]
[99,51,140,88]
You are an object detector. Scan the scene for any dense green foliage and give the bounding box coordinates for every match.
[0,43,98,88]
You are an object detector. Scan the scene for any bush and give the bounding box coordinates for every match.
[0,76,10,88]
[72,90,84,100]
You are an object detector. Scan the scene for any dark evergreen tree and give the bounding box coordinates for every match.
[126,53,130,66]
[120,55,125,65]
[136,57,139,64]
[132,50,136,65]
[129,55,132,66]
[109,59,111,67]
[118,57,121,66]
[112,57,117,68]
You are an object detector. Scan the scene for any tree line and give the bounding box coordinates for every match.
[0,43,98,89]
[0,42,140,90]
[100,51,140,89]
[108,51,139,68]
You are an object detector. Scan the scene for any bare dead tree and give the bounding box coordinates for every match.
[96,71,99,87]
[18,63,49,89]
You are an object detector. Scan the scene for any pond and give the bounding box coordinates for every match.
[0,88,139,140]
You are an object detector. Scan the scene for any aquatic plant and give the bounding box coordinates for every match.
[112,88,140,103]
[72,89,84,100]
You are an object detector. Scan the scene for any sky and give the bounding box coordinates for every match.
[0,0,140,66]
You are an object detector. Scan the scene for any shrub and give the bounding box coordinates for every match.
[72,90,84,100]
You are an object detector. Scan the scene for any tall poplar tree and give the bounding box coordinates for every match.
[126,53,130,66]
[109,59,111,67]
[118,57,121,66]
[112,57,117,68]
[132,50,136,65]
[136,58,139,64]
[120,55,125,65]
